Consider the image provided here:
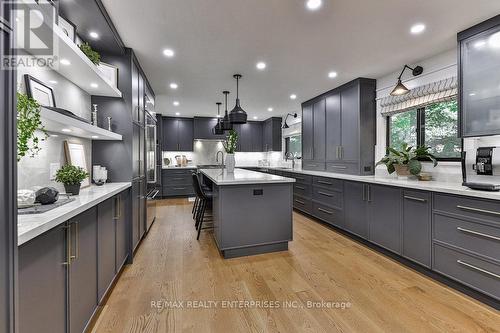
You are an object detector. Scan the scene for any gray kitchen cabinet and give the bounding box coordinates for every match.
[178,118,194,151]
[97,198,116,302]
[368,184,402,254]
[343,181,368,238]
[139,126,145,177]
[162,117,178,151]
[302,104,313,160]
[19,225,68,333]
[340,84,360,162]
[263,117,282,151]
[138,72,145,126]
[194,117,225,140]
[139,178,146,239]
[132,124,140,178]
[115,191,128,271]
[132,179,140,249]
[252,122,263,152]
[313,99,326,162]
[402,190,431,267]
[161,117,194,151]
[162,168,195,197]
[131,62,140,123]
[68,207,98,333]
[235,121,264,152]
[325,93,341,161]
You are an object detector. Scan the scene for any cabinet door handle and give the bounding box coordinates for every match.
[318,191,333,197]
[404,196,427,202]
[295,185,306,190]
[296,177,305,181]
[457,227,500,242]
[367,185,371,202]
[340,146,344,160]
[173,187,186,190]
[329,165,347,170]
[362,184,366,201]
[457,260,500,280]
[456,205,500,217]
[317,180,333,185]
[63,225,72,266]
[308,164,318,167]
[318,207,333,215]
[294,199,305,205]
[70,222,79,261]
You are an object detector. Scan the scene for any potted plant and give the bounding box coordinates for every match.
[17,92,48,161]
[55,164,89,195]
[222,129,238,173]
[79,42,101,65]
[376,144,437,177]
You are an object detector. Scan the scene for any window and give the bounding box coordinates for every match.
[285,135,301,158]
[387,99,461,160]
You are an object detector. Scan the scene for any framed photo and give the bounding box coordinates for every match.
[64,141,90,188]
[24,74,56,107]
[97,62,119,88]
[58,15,76,42]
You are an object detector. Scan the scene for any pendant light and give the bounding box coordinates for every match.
[213,102,224,135]
[221,91,233,131]
[390,65,424,96]
[229,74,247,124]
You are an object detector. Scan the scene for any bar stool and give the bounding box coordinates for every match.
[191,172,211,220]
[191,173,213,240]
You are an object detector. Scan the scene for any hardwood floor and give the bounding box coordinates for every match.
[91,198,500,333]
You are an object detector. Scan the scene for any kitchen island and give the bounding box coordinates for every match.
[200,168,295,258]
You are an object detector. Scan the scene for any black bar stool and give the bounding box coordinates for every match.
[191,173,213,240]
[191,172,211,220]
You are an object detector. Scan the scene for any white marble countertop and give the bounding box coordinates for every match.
[200,168,295,186]
[243,166,500,201]
[18,182,131,246]
[162,165,197,169]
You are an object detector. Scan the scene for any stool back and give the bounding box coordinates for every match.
[191,172,205,199]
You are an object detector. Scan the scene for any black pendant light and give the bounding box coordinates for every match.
[213,102,224,135]
[282,113,298,129]
[229,74,247,124]
[390,65,424,96]
[221,91,233,131]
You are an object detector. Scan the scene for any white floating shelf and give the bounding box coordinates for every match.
[41,107,122,141]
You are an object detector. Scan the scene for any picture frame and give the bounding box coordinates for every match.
[58,15,76,42]
[24,74,56,107]
[97,62,119,88]
[64,141,90,188]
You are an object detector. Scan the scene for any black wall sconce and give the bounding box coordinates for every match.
[390,65,424,96]
[282,113,298,129]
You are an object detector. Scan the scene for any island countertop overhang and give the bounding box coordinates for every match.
[199,168,296,186]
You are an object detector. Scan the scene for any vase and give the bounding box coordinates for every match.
[225,153,235,173]
[64,183,81,195]
[394,164,411,177]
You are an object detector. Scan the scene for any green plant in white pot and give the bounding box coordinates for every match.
[223,129,238,173]
[376,144,437,177]
[55,164,89,195]
[17,92,48,161]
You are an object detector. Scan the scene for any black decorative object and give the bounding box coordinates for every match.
[64,183,81,195]
[35,187,59,205]
[390,65,424,96]
[24,74,56,107]
[213,102,224,135]
[282,113,298,129]
[229,74,247,124]
[221,91,233,131]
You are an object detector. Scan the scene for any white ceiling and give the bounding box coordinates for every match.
[101,0,500,119]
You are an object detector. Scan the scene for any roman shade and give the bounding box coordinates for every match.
[380,76,458,116]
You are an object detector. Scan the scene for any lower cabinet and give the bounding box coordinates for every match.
[162,169,195,197]
[97,198,116,302]
[343,181,368,238]
[402,190,431,267]
[115,191,128,270]
[132,179,140,249]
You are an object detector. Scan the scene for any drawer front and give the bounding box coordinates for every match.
[312,187,342,208]
[302,160,326,171]
[163,185,194,197]
[293,196,312,215]
[312,176,343,191]
[163,169,195,177]
[433,244,500,300]
[293,183,312,198]
[325,162,359,175]
[291,173,312,185]
[312,202,343,227]
[434,194,500,225]
[434,214,500,260]
[163,175,192,185]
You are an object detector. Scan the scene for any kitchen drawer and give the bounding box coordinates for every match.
[302,160,326,171]
[291,173,313,185]
[293,196,312,215]
[312,202,343,227]
[312,186,342,208]
[325,162,359,174]
[312,176,343,191]
[433,243,500,300]
[293,183,312,198]
[434,194,500,226]
[162,168,195,176]
[163,174,192,185]
[163,185,194,197]
[434,214,500,260]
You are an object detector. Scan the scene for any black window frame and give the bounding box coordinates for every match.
[386,105,462,162]
[284,134,302,159]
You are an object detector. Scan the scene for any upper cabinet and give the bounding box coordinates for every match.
[459,15,500,137]
[302,78,376,175]
[263,117,282,152]
[233,121,264,152]
[194,117,226,140]
[162,117,194,151]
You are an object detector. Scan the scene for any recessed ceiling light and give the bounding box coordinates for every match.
[474,40,487,49]
[170,82,178,89]
[62,128,72,133]
[175,112,180,116]
[60,58,71,66]
[89,31,99,39]
[328,71,338,78]
[290,94,297,100]
[91,135,99,139]
[49,80,58,84]
[90,83,98,88]
[50,134,58,137]
[256,62,266,70]
[253,116,258,120]
[163,48,175,57]
[268,107,273,112]
[410,23,426,35]
[306,0,322,10]
[469,92,476,96]
[173,101,180,106]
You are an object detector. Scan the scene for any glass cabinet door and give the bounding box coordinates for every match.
[461,25,500,136]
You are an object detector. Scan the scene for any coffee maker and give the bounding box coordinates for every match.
[462,146,500,191]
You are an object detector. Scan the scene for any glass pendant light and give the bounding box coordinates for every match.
[229,74,247,124]
[221,91,233,131]
[213,102,224,135]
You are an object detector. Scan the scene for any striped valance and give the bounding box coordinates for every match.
[380,76,458,116]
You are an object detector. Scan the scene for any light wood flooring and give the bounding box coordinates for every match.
[91,198,500,333]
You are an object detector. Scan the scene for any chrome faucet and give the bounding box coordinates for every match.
[285,152,296,169]
[216,150,225,167]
